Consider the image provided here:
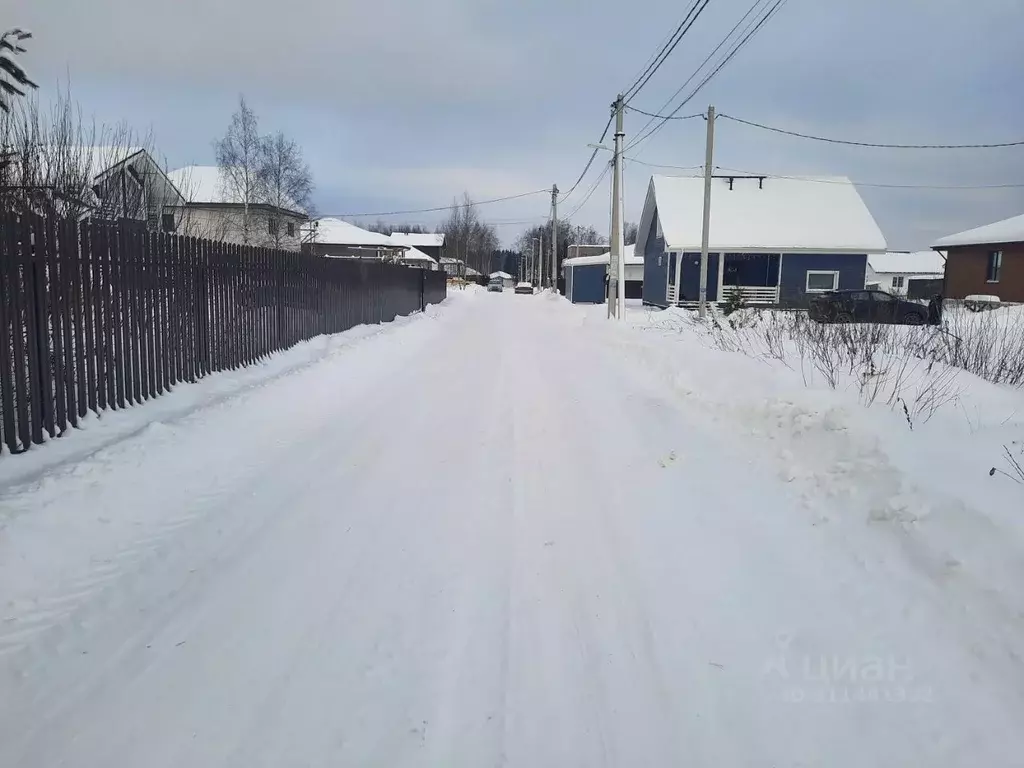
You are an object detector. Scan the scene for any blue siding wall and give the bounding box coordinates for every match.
[779,253,867,307]
[570,264,607,303]
[679,252,719,302]
[642,208,667,306]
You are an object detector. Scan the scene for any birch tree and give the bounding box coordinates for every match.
[259,131,313,248]
[215,96,263,244]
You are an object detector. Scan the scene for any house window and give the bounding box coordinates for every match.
[891,275,904,289]
[161,213,176,233]
[287,222,295,237]
[806,270,839,292]
[987,250,1002,282]
[268,218,279,236]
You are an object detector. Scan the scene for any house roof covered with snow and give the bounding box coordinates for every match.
[489,271,512,279]
[390,232,445,248]
[308,218,399,247]
[399,246,436,264]
[868,250,946,275]
[932,213,1024,248]
[640,175,887,254]
[563,244,641,267]
[465,267,482,277]
[167,166,307,216]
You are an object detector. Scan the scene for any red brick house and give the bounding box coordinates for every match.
[933,213,1024,302]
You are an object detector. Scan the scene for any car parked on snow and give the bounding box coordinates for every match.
[514,282,534,295]
[487,277,504,292]
[809,289,941,325]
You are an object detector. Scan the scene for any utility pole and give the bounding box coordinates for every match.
[698,105,716,319]
[538,234,544,288]
[609,94,626,320]
[550,184,558,293]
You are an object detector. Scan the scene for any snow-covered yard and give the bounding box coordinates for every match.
[1,288,1023,766]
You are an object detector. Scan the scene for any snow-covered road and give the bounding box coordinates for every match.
[2,290,1022,766]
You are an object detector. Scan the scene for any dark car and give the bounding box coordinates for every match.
[809,289,940,325]
[514,281,534,295]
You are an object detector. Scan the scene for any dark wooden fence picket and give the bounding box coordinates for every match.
[0,213,446,456]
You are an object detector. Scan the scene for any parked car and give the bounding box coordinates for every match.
[809,289,940,325]
[487,277,504,292]
[514,282,534,295]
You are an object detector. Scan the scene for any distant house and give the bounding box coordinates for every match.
[636,175,887,307]
[439,257,466,278]
[3,145,184,229]
[397,245,438,270]
[867,251,946,297]
[390,232,445,263]
[302,218,405,260]
[489,271,514,289]
[563,244,643,304]
[166,166,307,250]
[933,213,1024,302]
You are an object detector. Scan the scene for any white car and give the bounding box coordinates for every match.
[514,282,534,295]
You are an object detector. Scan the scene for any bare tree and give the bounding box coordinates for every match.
[0,28,35,113]
[624,221,639,246]
[439,193,499,274]
[259,130,313,248]
[215,95,264,244]
[1,86,181,228]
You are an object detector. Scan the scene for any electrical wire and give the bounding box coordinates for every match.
[319,188,548,218]
[717,115,1024,149]
[624,0,775,150]
[624,157,703,171]
[561,110,615,204]
[623,0,713,104]
[565,162,612,220]
[627,0,789,152]
[625,106,703,121]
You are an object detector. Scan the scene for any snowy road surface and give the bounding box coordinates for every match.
[2,290,1023,766]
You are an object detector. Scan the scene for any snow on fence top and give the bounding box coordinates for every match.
[647,174,887,253]
[868,250,947,275]
[563,244,640,267]
[933,213,1024,248]
[390,232,445,248]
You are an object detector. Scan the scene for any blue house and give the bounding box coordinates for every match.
[563,244,643,303]
[636,175,887,307]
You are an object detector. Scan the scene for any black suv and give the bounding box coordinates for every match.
[809,289,941,325]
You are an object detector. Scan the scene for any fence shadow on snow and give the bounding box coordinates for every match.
[0,212,447,456]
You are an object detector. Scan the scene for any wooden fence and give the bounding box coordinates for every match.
[0,212,447,456]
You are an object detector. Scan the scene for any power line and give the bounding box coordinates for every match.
[625,106,703,121]
[718,114,1024,149]
[713,166,1024,190]
[561,110,615,203]
[320,188,548,218]
[624,157,703,171]
[625,0,776,150]
[627,0,789,152]
[565,162,612,220]
[623,0,713,104]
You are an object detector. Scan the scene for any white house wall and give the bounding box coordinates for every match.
[175,206,304,251]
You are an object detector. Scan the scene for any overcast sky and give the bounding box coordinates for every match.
[9,0,1024,248]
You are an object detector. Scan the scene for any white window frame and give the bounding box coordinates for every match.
[891,275,905,288]
[987,250,1002,283]
[805,270,839,292]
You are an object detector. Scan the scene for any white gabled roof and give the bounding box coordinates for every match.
[490,271,512,279]
[390,232,445,248]
[168,165,306,215]
[933,213,1024,248]
[647,175,887,253]
[563,243,641,267]
[465,266,481,277]
[400,246,437,264]
[309,218,398,247]
[868,250,946,275]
